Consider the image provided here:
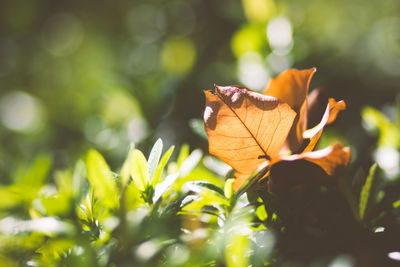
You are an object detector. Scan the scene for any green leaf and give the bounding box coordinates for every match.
[148,138,163,182]
[86,149,118,208]
[131,149,149,191]
[224,179,235,199]
[359,163,380,220]
[188,181,225,197]
[152,145,175,186]
[0,186,22,209]
[362,107,400,148]
[153,173,179,203]
[256,204,267,221]
[15,153,52,186]
[225,233,250,267]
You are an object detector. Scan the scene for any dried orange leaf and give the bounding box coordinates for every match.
[302,98,346,152]
[279,143,351,175]
[204,85,296,190]
[263,68,316,152]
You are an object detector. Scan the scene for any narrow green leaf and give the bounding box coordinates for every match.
[86,150,118,208]
[224,179,235,199]
[131,149,149,191]
[147,138,163,182]
[152,145,175,186]
[359,163,380,220]
[189,181,225,197]
[153,173,179,203]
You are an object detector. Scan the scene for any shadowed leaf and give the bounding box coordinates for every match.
[269,143,351,192]
[359,163,380,220]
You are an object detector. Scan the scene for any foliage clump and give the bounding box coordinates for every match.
[1,69,400,266]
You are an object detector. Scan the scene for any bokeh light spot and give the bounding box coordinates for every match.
[238,52,269,91]
[267,17,293,55]
[241,0,276,24]
[127,4,165,43]
[0,91,45,133]
[374,146,400,179]
[231,25,264,58]
[388,251,400,261]
[267,53,292,73]
[161,37,196,75]
[328,255,354,267]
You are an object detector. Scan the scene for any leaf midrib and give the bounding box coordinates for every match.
[215,89,269,160]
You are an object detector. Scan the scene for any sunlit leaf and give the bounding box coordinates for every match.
[204,85,296,190]
[152,145,175,186]
[303,98,346,152]
[256,204,268,221]
[130,149,149,192]
[86,149,118,208]
[173,165,223,193]
[263,68,315,151]
[185,181,225,197]
[153,173,179,203]
[224,178,235,199]
[148,138,163,182]
[225,224,250,266]
[36,239,75,266]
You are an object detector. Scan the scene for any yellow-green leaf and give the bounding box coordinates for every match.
[131,149,149,191]
[86,149,118,208]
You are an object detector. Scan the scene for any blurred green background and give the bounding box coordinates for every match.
[1,0,400,182]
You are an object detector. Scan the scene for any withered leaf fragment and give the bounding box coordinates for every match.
[269,143,351,193]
